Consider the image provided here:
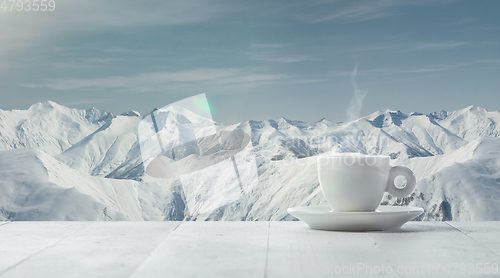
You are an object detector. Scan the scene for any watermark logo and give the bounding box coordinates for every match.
[138,94,258,217]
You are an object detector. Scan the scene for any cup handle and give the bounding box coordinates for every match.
[386,166,416,198]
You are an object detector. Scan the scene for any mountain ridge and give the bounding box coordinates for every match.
[0,101,499,221]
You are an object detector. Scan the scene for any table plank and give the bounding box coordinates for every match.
[131,221,269,278]
[446,221,500,255]
[0,222,94,275]
[368,222,500,277]
[267,221,402,278]
[0,222,180,278]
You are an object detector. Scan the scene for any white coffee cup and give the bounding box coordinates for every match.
[317,153,416,212]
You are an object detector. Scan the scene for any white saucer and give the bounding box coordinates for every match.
[287,205,424,231]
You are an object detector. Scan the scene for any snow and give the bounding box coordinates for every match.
[57,115,141,177]
[0,148,164,221]
[0,101,499,221]
[0,101,111,155]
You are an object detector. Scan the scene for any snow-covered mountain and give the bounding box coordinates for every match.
[0,101,113,156]
[0,101,499,221]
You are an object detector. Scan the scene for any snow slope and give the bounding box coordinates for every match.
[393,137,500,221]
[56,115,142,177]
[0,148,164,221]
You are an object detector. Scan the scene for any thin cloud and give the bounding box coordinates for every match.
[310,0,439,23]
[351,43,400,52]
[103,48,133,53]
[0,0,237,57]
[252,54,322,63]
[311,0,402,23]
[352,41,481,53]
[478,59,500,64]
[82,58,123,64]
[414,42,469,50]
[249,49,322,63]
[24,68,289,92]
[329,60,500,76]
[250,43,289,49]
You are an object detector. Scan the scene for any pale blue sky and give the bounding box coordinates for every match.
[1,0,499,123]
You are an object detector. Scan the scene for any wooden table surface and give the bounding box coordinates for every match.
[0,221,499,277]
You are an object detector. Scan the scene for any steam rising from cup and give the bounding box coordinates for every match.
[346,64,367,122]
[331,65,368,154]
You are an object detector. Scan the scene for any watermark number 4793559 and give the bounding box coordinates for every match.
[1,0,55,12]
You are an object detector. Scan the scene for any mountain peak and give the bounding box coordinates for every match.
[151,104,215,125]
[28,100,63,111]
[277,117,291,124]
[366,108,404,118]
[316,118,333,124]
[275,117,311,129]
[428,110,449,120]
[120,110,141,117]
[45,100,58,106]
[365,109,407,127]
[464,105,488,113]
[84,107,114,123]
